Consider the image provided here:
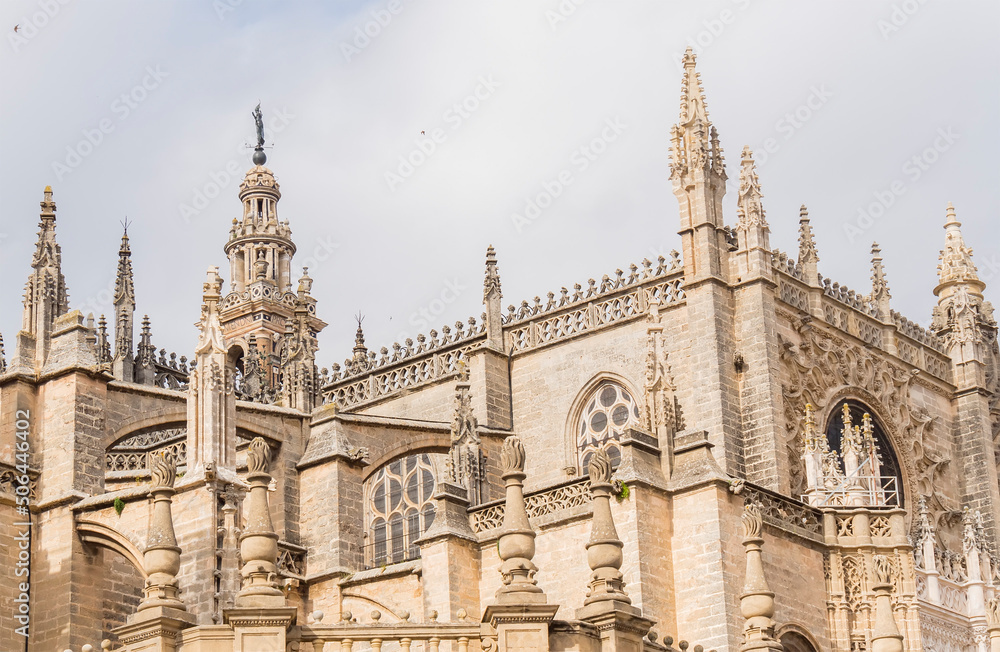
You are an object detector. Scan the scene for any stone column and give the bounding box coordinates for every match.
[739,503,782,652]
[224,437,297,648]
[482,436,558,652]
[115,450,195,652]
[870,555,904,652]
[576,449,654,652]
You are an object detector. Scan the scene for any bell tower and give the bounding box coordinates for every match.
[219,105,326,401]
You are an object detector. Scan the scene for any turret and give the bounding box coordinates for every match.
[931,202,997,388]
[218,105,326,399]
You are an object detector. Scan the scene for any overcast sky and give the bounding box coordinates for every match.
[1,1,998,368]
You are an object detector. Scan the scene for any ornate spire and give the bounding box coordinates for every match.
[113,222,136,380]
[347,312,369,375]
[0,333,6,373]
[936,202,984,295]
[669,48,726,183]
[96,315,112,365]
[931,203,996,370]
[18,186,70,367]
[796,204,820,286]
[736,147,767,230]
[869,242,891,319]
[484,245,502,301]
[798,205,818,263]
[484,245,504,349]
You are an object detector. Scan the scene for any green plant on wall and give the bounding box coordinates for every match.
[614,481,630,503]
[114,497,125,516]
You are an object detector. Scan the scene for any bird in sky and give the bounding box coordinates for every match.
[420,131,425,135]
[13,24,20,33]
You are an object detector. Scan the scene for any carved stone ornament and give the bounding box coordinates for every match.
[247,437,271,474]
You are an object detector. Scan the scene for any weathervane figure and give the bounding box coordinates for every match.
[251,103,267,165]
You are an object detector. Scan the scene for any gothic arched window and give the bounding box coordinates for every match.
[577,382,641,472]
[816,400,903,506]
[365,453,437,568]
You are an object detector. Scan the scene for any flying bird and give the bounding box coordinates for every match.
[13,24,19,33]
[420,131,425,135]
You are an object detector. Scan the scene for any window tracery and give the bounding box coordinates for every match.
[365,453,437,567]
[576,382,641,472]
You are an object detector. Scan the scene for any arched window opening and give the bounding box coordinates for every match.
[365,453,437,568]
[577,382,641,472]
[802,400,903,507]
[779,631,817,652]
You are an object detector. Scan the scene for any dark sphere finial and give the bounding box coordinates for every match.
[252,147,266,166]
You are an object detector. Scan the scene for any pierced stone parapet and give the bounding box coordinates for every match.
[741,483,823,543]
[505,272,684,354]
[320,258,684,410]
[470,476,592,535]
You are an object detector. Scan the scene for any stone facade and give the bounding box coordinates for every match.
[1,48,998,652]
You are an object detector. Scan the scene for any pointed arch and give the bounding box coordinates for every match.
[563,373,644,474]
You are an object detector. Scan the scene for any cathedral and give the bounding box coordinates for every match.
[2,49,999,652]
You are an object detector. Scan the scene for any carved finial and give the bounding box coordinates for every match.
[670,48,725,182]
[870,242,892,319]
[935,201,983,294]
[798,204,818,264]
[988,596,1000,629]
[0,333,6,373]
[742,502,763,541]
[587,447,614,488]
[484,245,502,302]
[872,554,893,587]
[150,450,177,489]
[247,437,271,474]
[297,267,313,295]
[495,434,543,601]
[739,502,779,652]
[870,554,903,652]
[139,444,185,612]
[500,435,526,477]
[580,446,630,607]
[736,146,766,230]
[963,506,979,554]
[447,360,482,501]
